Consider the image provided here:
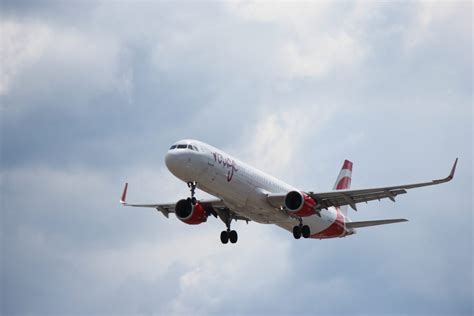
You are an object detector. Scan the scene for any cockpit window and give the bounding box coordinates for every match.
[171,144,200,150]
[186,144,199,151]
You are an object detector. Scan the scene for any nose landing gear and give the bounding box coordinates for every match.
[187,181,197,205]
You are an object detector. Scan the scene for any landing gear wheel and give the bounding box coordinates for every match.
[293,226,302,239]
[301,225,311,238]
[229,230,238,243]
[220,211,238,245]
[220,231,229,244]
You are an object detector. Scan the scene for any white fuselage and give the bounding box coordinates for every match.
[165,139,351,238]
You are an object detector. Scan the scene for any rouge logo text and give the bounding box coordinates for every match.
[212,152,238,182]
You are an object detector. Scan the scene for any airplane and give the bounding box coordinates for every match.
[120,139,457,244]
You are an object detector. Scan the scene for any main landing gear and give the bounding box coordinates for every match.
[220,214,238,244]
[293,217,311,239]
[186,181,239,244]
[220,229,238,244]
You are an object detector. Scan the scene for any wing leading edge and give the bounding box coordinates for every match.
[307,158,458,211]
[119,183,251,222]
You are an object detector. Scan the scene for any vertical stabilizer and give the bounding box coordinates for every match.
[333,160,353,216]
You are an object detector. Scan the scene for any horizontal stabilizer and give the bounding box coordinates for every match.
[346,219,408,229]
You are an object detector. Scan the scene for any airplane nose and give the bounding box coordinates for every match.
[165,150,189,176]
[165,150,196,180]
[165,152,177,172]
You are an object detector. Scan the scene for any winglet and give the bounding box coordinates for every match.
[434,158,458,184]
[120,182,128,205]
[448,158,458,180]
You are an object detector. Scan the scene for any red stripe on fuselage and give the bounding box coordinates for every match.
[311,209,347,239]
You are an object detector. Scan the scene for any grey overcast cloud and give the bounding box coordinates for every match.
[1,1,472,315]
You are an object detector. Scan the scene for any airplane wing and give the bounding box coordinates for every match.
[119,183,251,222]
[307,158,457,211]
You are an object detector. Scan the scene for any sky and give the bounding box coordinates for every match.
[0,0,472,315]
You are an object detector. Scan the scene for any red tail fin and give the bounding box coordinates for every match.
[334,160,352,190]
[333,160,353,215]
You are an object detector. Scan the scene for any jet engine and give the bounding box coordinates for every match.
[284,191,317,217]
[175,199,208,225]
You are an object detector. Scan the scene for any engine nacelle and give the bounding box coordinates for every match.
[175,199,207,225]
[284,191,317,217]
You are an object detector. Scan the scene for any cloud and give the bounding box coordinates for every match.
[0,19,121,99]
[404,1,471,50]
[226,1,367,78]
[0,21,50,96]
